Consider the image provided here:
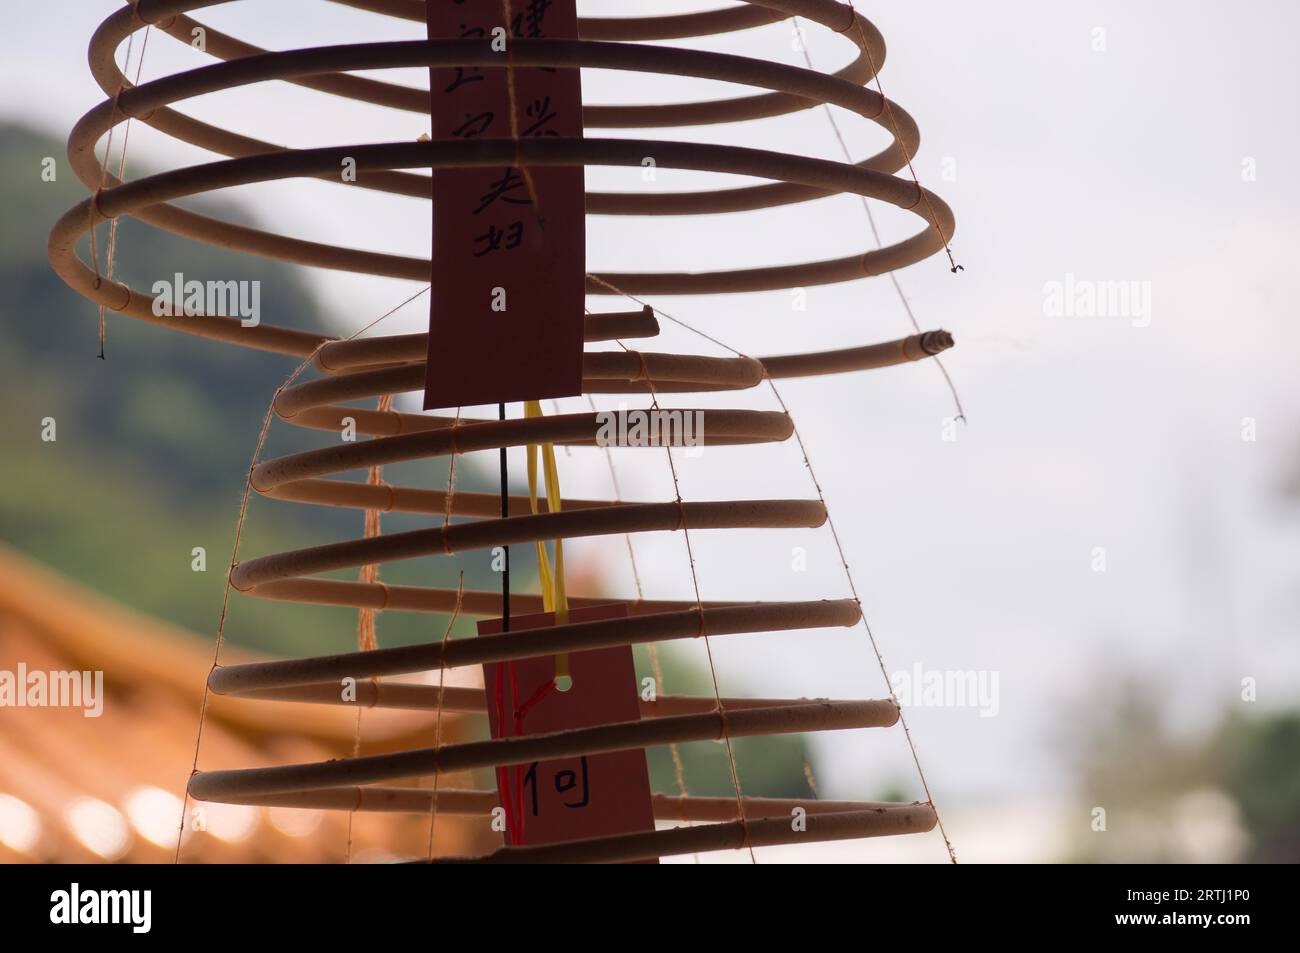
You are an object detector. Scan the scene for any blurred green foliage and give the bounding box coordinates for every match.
[1064,677,1300,863]
[1214,710,1300,862]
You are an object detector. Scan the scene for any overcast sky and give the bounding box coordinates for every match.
[4,1,1299,861]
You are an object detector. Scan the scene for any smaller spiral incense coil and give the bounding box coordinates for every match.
[50,0,958,862]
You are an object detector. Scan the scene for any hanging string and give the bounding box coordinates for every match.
[613,341,757,863]
[493,5,566,818]
[584,390,646,601]
[494,0,573,678]
[787,19,962,857]
[344,713,364,860]
[425,571,465,860]
[590,299,751,848]
[841,6,961,275]
[495,398,526,847]
[470,0,577,847]
[588,273,749,359]
[584,390,690,806]
[345,392,394,863]
[90,22,152,358]
[593,272,957,863]
[356,393,394,655]
[175,285,430,864]
[764,378,958,863]
[499,402,511,636]
[440,403,463,537]
[795,14,965,422]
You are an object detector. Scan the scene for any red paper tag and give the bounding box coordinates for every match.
[478,603,657,859]
[424,0,585,410]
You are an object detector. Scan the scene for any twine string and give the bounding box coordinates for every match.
[796,14,966,423]
[597,275,957,864]
[617,339,756,863]
[425,571,465,859]
[175,285,431,864]
[584,389,690,807]
[90,22,152,358]
[345,391,394,862]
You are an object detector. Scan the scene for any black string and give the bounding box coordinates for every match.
[499,402,510,633]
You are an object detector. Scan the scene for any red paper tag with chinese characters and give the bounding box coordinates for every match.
[478,603,658,860]
[423,0,585,410]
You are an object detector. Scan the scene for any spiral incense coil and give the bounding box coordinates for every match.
[50,0,958,862]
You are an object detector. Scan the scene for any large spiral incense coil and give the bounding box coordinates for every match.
[49,0,958,863]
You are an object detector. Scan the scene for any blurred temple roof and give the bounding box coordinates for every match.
[0,542,484,863]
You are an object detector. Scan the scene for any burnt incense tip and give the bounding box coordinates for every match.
[920,329,955,355]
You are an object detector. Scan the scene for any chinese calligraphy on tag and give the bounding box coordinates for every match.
[423,0,585,409]
[477,603,658,860]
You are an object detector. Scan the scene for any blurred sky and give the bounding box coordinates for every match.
[4,1,1299,861]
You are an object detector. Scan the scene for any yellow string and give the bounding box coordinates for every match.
[524,402,553,609]
[524,400,570,682]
